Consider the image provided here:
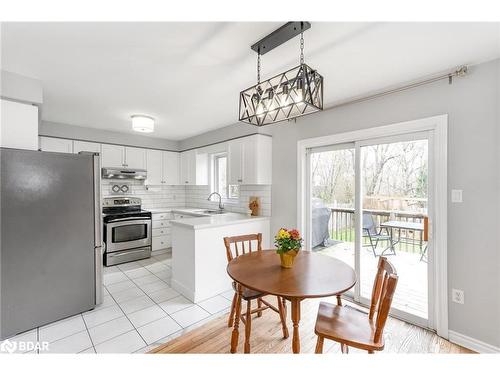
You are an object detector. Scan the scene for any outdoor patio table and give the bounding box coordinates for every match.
[227,250,356,354]
[380,220,425,255]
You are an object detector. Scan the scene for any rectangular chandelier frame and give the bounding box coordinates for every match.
[239,63,324,126]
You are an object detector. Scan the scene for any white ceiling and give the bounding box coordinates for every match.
[1,22,499,140]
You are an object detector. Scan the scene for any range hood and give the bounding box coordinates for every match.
[101,167,147,180]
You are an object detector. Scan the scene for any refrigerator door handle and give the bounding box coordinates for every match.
[95,246,103,305]
[92,153,104,305]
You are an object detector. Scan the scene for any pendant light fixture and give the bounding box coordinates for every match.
[131,115,155,133]
[239,22,323,126]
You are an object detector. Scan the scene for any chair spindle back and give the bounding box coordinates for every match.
[223,233,263,263]
[368,257,398,343]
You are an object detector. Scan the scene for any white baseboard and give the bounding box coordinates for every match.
[171,278,195,303]
[448,330,500,353]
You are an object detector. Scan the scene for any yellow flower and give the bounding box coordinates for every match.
[276,228,290,239]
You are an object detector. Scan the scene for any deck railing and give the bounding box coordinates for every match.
[330,207,426,253]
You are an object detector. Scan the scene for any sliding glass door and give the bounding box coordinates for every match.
[308,143,356,297]
[307,131,432,327]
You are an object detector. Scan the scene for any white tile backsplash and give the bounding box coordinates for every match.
[102,181,271,216]
[184,185,271,216]
[102,181,186,210]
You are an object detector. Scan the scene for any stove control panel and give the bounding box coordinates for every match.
[102,196,141,207]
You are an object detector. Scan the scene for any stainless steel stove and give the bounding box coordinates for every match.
[102,196,152,266]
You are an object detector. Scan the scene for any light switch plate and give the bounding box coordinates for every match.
[452,288,465,304]
[451,189,463,203]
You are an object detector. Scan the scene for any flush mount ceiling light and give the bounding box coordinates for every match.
[239,22,323,127]
[131,115,155,133]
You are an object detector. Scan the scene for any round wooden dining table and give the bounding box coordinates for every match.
[227,250,357,353]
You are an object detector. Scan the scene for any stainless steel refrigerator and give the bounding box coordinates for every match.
[0,147,103,340]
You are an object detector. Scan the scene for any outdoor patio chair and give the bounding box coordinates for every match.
[363,213,393,257]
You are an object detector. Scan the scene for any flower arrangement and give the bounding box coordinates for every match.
[274,228,303,255]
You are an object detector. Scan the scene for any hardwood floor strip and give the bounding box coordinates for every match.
[150,298,473,354]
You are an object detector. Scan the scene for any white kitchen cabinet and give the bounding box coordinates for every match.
[146,149,163,185]
[180,150,208,185]
[0,99,39,151]
[101,144,124,167]
[228,138,244,185]
[152,235,171,251]
[228,134,272,185]
[163,151,180,185]
[125,147,146,169]
[101,144,145,169]
[151,211,173,251]
[146,150,180,185]
[180,150,194,185]
[39,136,73,153]
[73,140,101,154]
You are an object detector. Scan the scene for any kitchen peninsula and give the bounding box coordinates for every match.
[170,213,271,303]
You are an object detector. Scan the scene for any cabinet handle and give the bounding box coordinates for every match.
[238,179,243,183]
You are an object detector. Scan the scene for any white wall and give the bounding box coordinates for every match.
[178,58,500,349]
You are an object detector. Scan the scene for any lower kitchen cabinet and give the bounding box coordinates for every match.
[152,235,171,251]
[152,212,172,251]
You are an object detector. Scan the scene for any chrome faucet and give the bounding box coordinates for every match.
[207,192,224,210]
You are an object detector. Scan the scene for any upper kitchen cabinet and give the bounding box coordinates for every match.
[39,136,73,153]
[1,99,39,151]
[163,151,180,185]
[145,149,179,185]
[180,149,207,185]
[101,144,146,169]
[228,134,272,185]
[101,144,124,167]
[146,149,163,185]
[73,140,101,154]
[124,147,146,169]
[228,138,244,185]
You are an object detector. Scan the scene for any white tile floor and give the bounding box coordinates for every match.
[0,251,233,354]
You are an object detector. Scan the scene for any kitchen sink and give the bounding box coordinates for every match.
[202,209,226,215]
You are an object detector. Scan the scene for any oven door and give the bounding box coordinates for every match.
[105,218,151,252]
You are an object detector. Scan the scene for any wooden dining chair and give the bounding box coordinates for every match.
[224,233,288,353]
[314,256,398,354]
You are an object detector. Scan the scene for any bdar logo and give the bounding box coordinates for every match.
[0,339,17,354]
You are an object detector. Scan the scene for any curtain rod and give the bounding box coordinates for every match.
[323,65,469,111]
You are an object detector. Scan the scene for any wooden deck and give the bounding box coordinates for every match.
[316,241,428,319]
[150,296,471,354]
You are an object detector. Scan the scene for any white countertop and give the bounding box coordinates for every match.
[170,212,269,229]
[146,207,268,229]
[148,207,210,216]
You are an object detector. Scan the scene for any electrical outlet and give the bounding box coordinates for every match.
[452,288,465,304]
